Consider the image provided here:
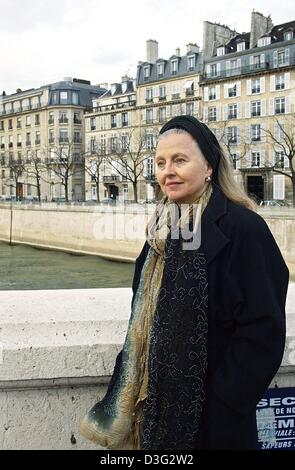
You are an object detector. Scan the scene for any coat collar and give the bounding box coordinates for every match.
[201,183,230,266]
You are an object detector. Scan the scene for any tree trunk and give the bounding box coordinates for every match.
[292,179,295,208]
[96,180,100,203]
[65,181,68,202]
[133,181,138,203]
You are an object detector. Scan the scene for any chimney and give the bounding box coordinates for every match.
[98,82,109,90]
[187,43,200,54]
[250,10,273,48]
[203,21,237,58]
[146,39,159,63]
[175,47,181,57]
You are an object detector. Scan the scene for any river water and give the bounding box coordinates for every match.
[0,242,134,290]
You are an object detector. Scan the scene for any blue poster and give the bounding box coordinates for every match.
[256,387,295,450]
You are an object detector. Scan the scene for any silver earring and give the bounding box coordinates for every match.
[205,176,212,182]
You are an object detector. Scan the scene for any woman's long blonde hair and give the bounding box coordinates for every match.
[157,128,258,211]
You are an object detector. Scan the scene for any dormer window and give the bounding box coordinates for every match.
[157,62,164,77]
[284,31,293,41]
[257,36,271,47]
[171,60,178,75]
[144,66,151,80]
[217,46,225,56]
[187,55,195,71]
[237,42,246,52]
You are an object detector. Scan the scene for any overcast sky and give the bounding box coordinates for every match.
[1,0,294,95]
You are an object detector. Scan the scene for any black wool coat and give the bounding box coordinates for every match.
[114,184,289,450]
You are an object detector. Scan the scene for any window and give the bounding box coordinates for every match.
[251,151,260,167]
[17,117,21,129]
[257,37,271,47]
[275,151,285,168]
[35,131,41,145]
[209,86,216,100]
[284,31,293,41]
[111,114,117,128]
[147,157,154,177]
[35,114,40,125]
[253,55,261,69]
[52,92,58,104]
[278,50,287,66]
[228,84,237,98]
[217,46,225,56]
[171,60,178,75]
[232,153,238,170]
[27,184,32,196]
[275,74,285,90]
[146,108,153,124]
[122,112,128,127]
[159,86,166,100]
[59,129,68,143]
[251,101,261,117]
[49,130,54,144]
[59,112,68,124]
[230,59,238,71]
[208,107,216,122]
[60,92,68,104]
[227,126,237,143]
[74,131,81,143]
[90,117,96,130]
[187,55,195,71]
[74,112,81,124]
[237,42,245,52]
[186,102,194,116]
[275,98,285,114]
[26,115,31,126]
[146,132,154,151]
[26,132,31,146]
[159,107,166,122]
[252,78,260,94]
[251,124,261,141]
[122,134,129,151]
[210,64,217,77]
[9,135,13,148]
[8,119,13,130]
[110,136,117,151]
[146,88,153,102]
[49,112,54,124]
[228,104,237,119]
[157,63,164,77]
[17,134,22,146]
[144,66,150,80]
[72,92,78,105]
[0,121,4,131]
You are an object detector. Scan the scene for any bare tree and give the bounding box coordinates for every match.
[23,149,44,202]
[263,115,295,207]
[45,140,82,202]
[0,152,25,199]
[107,128,156,203]
[83,141,107,202]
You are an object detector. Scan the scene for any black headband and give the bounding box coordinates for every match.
[159,115,221,181]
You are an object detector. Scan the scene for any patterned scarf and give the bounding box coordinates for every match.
[80,184,213,450]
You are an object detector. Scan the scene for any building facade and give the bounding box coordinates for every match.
[0,78,106,201]
[201,12,295,203]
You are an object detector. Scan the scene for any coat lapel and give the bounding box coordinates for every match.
[201,184,230,266]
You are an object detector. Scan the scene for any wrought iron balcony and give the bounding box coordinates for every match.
[103,175,120,183]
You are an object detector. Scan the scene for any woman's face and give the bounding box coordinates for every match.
[155,132,213,204]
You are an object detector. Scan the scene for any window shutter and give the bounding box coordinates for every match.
[206,64,210,74]
[237,103,242,119]
[236,82,241,97]
[261,54,265,65]
[237,127,242,144]
[245,101,251,118]
[166,105,170,118]
[269,98,275,115]
[153,108,157,122]
[194,101,199,115]
[203,107,208,122]
[285,72,290,89]
[246,126,251,143]
[270,75,275,92]
[216,85,220,100]
[224,84,228,99]
[226,61,231,76]
[273,51,278,67]
[217,63,221,75]
[153,87,159,98]
[285,48,290,65]
[260,149,265,167]
[204,87,209,101]
[237,58,241,70]
[249,56,254,67]
[261,99,266,117]
[223,104,228,121]
[216,106,221,122]
[285,96,290,114]
[260,77,265,93]
[246,80,251,95]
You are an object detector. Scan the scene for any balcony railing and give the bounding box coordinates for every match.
[228,113,237,119]
[9,142,13,148]
[49,138,55,144]
[35,139,41,145]
[122,121,128,127]
[185,89,194,97]
[26,141,31,146]
[59,138,69,143]
[17,142,22,147]
[251,111,261,117]
[202,55,295,81]
[159,96,166,101]
[171,93,180,100]
[103,175,120,183]
[59,118,68,124]
[73,138,82,144]
[48,118,54,125]
[74,118,82,124]
[91,126,96,131]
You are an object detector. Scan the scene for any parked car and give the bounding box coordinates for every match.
[259,200,284,207]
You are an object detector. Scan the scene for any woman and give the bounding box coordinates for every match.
[80,115,289,450]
